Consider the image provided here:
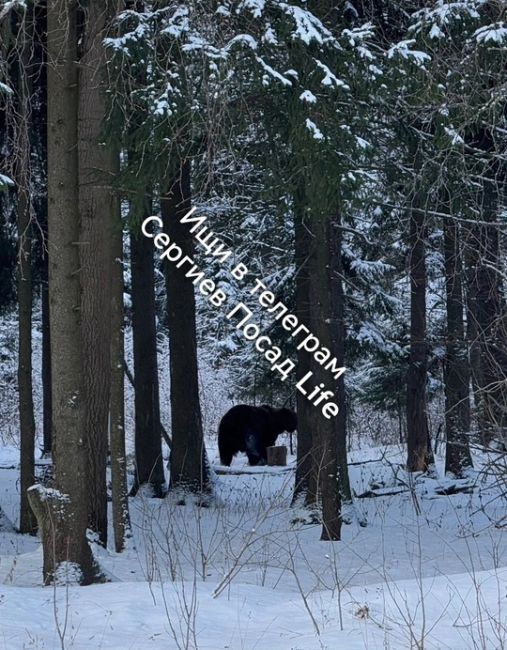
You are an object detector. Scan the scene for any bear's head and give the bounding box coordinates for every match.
[276,407,297,433]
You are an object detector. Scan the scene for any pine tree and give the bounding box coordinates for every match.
[28,0,96,585]
[110,165,131,551]
[78,0,115,547]
[130,210,166,498]
[409,1,507,449]
[162,161,211,496]
[443,192,472,476]
[12,4,37,535]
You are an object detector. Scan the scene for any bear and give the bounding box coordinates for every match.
[218,404,297,467]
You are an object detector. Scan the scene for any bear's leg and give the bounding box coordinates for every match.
[218,437,234,466]
[245,431,266,466]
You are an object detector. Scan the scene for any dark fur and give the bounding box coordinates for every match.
[218,404,297,466]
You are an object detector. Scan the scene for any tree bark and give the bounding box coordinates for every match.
[78,0,114,547]
[471,139,507,445]
[464,128,507,446]
[15,153,35,531]
[292,206,317,508]
[41,253,52,456]
[13,5,37,535]
[330,212,351,502]
[406,186,433,472]
[474,221,507,445]
[110,170,131,552]
[35,0,95,584]
[443,213,473,476]
[309,213,341,541]
[31,0,52,459]
[161,160,211,495]
[130,209,166,498]
[17,152,36,535]
[464,230,482,430]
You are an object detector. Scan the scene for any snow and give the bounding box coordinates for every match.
[474,23,507,44]
[27,484,69,502]
[215,5,230,17]
[368,63,383,77]
[153,97,172,118]
[428,23,444,39]
[299,90,317,104]
[225,34,258,52]
[315,60,349,90]
[1,307,506,648]
[161,6,190,38]
[262,26,277,45]
[0,174,14,188]
[281,4,331,46]
[0,0,26,20]
[238,0,266,19]
[356,323,386,347]
[53,561,83,586]
[3,3,506,642]
[1,442,506,648]
[182,36,217,55]
[444,125,464,145]
[0,568,505,649]
[355,136,370,150]
[0,81,13,96]
[255,56,293,87]
[305,118,324,141]
[413,2,480,29]
[387,40,431,65]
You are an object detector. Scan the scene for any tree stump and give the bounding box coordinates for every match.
[267,445,287,466]
[27,484,97,585]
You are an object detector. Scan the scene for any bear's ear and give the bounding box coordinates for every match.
[260,404,273,412]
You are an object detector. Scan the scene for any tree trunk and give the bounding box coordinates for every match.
[474,221,507,445]
[464,230,482,428]
[130,210,166,498]
[465,128,507,446]
[292,206,317,508]
[110,172,131,551]
[16,49,37,534]
[32,1,51,459]
[17,153,37,536]
[476,178,505,441]
[406,195,433,472]
[330,212,351,502]
[34,0,95,584]
[161,160,211,496]
[13,6,37,535]
[78,0,114,547]
[443,213,472,476]
[309,213,341,541]
[41,253,52,456]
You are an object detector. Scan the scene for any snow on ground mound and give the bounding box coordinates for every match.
[0,567,505,649]
[0,444,506,648]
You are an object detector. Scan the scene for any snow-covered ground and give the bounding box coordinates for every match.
[0,442,506,649]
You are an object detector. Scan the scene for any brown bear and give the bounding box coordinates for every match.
[218,404,297,466]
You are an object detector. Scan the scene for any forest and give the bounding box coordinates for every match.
[0,1,506,648]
